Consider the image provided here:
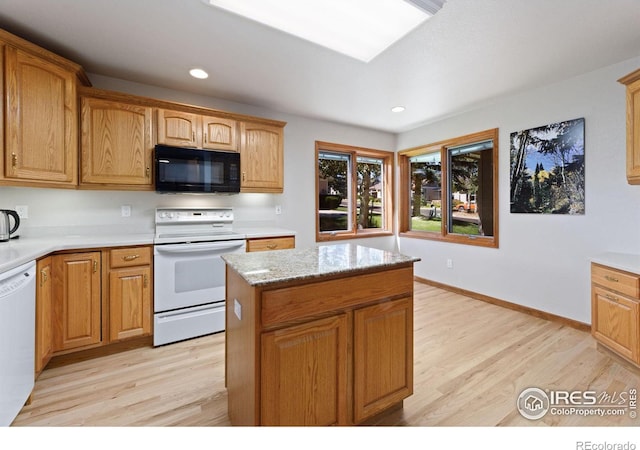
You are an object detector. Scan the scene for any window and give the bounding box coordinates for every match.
[398,128,499,248]
[316,141,394,241]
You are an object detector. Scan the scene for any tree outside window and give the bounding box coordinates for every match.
[399,128,499,248]
[316,142,393,241]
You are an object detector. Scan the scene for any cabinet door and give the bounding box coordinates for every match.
[261,314,348,425]
[52,252,101,351]
[35,257,53,374]
[109,266,151,342]
[626,77,640,184]
[353,297,413,423]
[80,97,153,187]
[157,109,199,147]
[239,122,284,193]
[4,47,77,185]
[592,286,640,363]
[202,116,237,151]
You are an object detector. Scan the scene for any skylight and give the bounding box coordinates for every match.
[204,0,440,63]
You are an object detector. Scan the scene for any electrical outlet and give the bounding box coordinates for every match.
[15,205,28,219]
[275,205,282,215]
[121,205,131,217]
[446,259,453,269]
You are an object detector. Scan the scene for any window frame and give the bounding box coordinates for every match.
[398,128,499,248]
[316,141,394,242]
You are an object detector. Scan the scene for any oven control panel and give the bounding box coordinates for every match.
[155,207,233,224]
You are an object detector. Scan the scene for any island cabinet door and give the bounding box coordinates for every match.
[353,297,414,423]
[261,314,349,426]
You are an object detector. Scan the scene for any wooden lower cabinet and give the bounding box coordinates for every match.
[108,265,151,341]
[591,263,640,365]
[44,245,152,362]
[52,252,102,351]
[353,298,413,423]
[35,257,53,374]
[226,264,415,426]
[261,314,348,426]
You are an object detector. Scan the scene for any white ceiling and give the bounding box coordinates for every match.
[1,0,640,133]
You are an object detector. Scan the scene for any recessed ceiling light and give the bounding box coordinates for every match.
[204,0,441,63]
[391,106,406,113]
[189,68,209,79]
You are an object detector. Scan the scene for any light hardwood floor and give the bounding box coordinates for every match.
[12,282,640,426]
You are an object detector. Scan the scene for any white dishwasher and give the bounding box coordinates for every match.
[0,260,35,427]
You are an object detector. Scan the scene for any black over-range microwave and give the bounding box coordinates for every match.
[154,145,241,194]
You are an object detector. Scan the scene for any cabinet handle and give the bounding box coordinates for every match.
[11,153,17,169]
[242,171,246,182]
[604,275,619,282]
[204,132,208,143]
[604,294,619,303]
[40,270,47,287]
[145,167,150,178]
[93,260,98,273]
[122,254,140,261]
[144,274,149,288]
[266,244,277,249]
[192,131,196,142]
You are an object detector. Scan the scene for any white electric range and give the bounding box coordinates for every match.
[153,207,246,346]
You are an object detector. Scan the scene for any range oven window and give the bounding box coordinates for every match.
[155,145,240,193]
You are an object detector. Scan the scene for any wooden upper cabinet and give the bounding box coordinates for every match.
[3,46,77,186]
[156,109,199,147]
[157,109,238,151]
[240,121,284,193]
[80,95,153,188]
[619,68,640,185]
[202,115,237,151]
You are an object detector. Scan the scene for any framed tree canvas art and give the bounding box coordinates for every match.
[510,118,585,214]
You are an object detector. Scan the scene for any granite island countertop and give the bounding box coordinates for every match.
[222,243,420,286]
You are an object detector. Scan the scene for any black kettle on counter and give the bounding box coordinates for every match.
[0,209,20,242]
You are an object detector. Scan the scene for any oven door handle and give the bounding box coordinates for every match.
[155,241,245,254]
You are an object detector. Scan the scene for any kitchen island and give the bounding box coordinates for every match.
[222,243,420,426]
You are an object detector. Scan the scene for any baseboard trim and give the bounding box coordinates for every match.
[414,276,591,332]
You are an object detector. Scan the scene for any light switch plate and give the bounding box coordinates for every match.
[15,205,28,219]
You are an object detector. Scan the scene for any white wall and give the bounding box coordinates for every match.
[0,74,397,250]
[396,56,640,324]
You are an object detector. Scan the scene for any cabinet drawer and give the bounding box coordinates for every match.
[110,246,152,268]
[246,236,295,252]
[592,264,640,298]
[262,266,413,327]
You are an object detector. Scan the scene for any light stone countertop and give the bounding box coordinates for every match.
[222,243,420,286]
[0,226,296,274]
[590,252,640,274]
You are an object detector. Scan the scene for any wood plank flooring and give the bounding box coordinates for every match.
[11,282,640,427]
